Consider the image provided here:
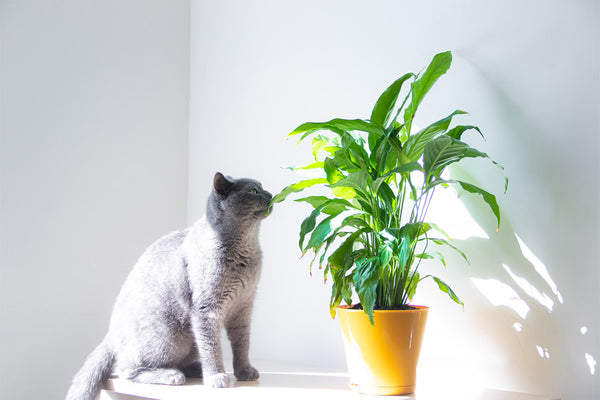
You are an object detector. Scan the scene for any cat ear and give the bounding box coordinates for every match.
[214,172,234,198]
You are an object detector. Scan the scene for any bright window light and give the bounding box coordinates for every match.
[426,173,489,240]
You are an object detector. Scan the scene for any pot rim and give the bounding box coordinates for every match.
[337,304,429,312]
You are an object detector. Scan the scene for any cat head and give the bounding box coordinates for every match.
[207,172,273,227]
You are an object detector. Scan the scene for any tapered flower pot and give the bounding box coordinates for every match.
[337,305,429,395]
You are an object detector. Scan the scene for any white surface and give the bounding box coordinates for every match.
[104,372,560,400]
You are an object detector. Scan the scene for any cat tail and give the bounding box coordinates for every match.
[66,337,115,400]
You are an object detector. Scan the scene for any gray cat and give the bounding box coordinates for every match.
[66,172,272,400]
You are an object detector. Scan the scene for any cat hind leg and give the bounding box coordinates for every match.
[128,367,186,385]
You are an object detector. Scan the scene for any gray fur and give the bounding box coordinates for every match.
[66,172,272,400]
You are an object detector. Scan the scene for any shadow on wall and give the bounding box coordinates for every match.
[422,52,598,398]
[424,176,597,396]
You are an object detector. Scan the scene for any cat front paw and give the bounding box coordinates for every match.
[205,372,230,388]
[234,366,260,381]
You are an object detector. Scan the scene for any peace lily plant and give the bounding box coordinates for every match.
[272,51,507,324]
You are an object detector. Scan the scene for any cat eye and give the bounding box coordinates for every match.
[249,188,258,194]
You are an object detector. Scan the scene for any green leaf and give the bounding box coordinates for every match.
[378,243,393,269]
[429,238,469,264]
[404,51,453,132]
[324,158,345,185]
[346,141,371,171]
[288,161,325,171]
[270,178,328,205]
[387,136,412,166]
[423,136,508,193]
[328,228,369,269]
[331,171,371,201]
[376,180,396,215]
[295,196,353,215]
[353,258,380,325]
[289,119,385,141]
[370,72,415,127]
[329,268,345,317]
[299,198,352,249]
[372,162,422,194]
[456,180,502,232]
[423,275,464,307]
[305,214,347,250]
[386,222,425,242]
[311,136,338,160]
[446,125,483,140]
[423,135,487,180]
[404,110,467,161]
[416,251,447,268]
[406,271,420,301]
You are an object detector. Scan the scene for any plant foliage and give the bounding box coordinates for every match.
[271,51,507,324]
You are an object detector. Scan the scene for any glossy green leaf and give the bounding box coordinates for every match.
[370,72,415,127]
[353,258,380,325]
[404,51,453,132]
[416,251,447,268]
[446,125,483,140]
[289,119,385,140]
[423,135,487,179]
[311,136,338,160]
[331,171,371,200]
[295,196,353,215]
[372,161,422,194]
[305,214,341,250]
[289,161,325,171]
[324,158,345,185]
[457,180,501,232]
[378,244,393,269]
[424,275,464,307]
[328,228,368,269]
[404,110,467,161]
[406,271,420,301]
[270,178,328,205]
[429,238,469,263]
[298,198,350,248]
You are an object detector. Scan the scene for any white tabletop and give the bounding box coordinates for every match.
[102,371,559,400]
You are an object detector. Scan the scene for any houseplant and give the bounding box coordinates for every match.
[271,51,507,395]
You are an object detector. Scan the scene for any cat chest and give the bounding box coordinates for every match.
[220,250,261,300]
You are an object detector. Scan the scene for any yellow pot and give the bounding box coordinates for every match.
[337,305,429,395]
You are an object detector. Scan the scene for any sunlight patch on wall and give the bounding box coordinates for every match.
[502,264,554,312]
[513,322,523,332]
[470,278,530,319]
[426,180,489,240]
[584,353,596,375]
[536,345,550,359]
[515,234,563,304]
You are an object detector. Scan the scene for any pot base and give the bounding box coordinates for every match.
[349,382,415,396]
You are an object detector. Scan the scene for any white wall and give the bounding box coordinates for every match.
[0,1,190,399]
[189,1,599,400]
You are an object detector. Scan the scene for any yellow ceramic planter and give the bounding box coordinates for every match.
[337,305,429,395]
